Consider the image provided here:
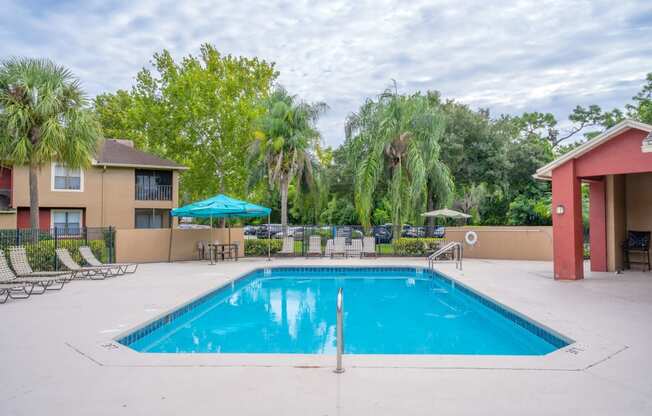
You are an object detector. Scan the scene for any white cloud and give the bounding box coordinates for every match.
[1,0,650,146]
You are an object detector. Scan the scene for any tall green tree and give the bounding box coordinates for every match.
[345,85,452,234]
[626,72,652,124]
[94,44,277,203]
[248,87,327,229]
[0,58,101,228]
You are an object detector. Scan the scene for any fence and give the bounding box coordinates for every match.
[245,225,448,257]
[0,227,115,271]
[244,225,553,260]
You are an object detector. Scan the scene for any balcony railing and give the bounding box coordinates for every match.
[135,184,172,201]
[0,188,11,210]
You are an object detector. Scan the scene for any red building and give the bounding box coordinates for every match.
[535,120,652,279]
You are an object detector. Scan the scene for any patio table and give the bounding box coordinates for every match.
[208,243,238,264]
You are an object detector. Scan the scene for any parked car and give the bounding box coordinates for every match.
[405,226,428,238]
[256,224,283,239]
[288,226,304,239]
[333,226,363,243]
[244,225,259,235]
[373,225,392,244]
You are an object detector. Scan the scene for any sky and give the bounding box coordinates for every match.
[1,0,651,146]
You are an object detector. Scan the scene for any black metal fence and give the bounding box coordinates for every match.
[0,227,115,271]
[243,225,449,257]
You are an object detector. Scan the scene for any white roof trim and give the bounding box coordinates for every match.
[534,119,652,180]
[91,161,189,170]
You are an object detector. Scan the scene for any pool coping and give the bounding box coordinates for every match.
[68,264,628,371]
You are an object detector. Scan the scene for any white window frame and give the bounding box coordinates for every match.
[51,162,84,192]
[50,209,83,236]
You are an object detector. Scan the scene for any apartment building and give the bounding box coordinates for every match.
[0,139,186,231]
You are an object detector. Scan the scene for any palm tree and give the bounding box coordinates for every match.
[0,58,101,229]
[345,84,452,236]
[248,87,327,230]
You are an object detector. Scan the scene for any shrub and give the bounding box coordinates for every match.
[245,239,282,256]
[392,238,445,256]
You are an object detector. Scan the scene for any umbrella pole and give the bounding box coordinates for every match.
[210,216,214,265]
[267,213,271,261]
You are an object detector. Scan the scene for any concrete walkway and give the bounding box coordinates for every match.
[1,258,651,415]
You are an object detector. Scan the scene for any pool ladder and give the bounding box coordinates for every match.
[428,241,463,271]
[334,287,345,373]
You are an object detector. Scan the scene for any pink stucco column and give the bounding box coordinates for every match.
[589,179,607,272]
[552,160,584,280]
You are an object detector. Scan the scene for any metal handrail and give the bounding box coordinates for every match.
[428,241,463,270]
[135,184,172,201]
[334,287,345,374]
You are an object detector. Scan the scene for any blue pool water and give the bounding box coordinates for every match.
[121,267,568,355]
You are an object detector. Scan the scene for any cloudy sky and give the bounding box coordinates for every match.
[1,0,650,146]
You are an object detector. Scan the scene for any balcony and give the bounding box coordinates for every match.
[135,184,172,201]
[0,188,11,210]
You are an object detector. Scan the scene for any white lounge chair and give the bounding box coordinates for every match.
[325,239,334,257]
[0,250,37,302]
[331,237,346,258]
[306,235,322,257]
[79,246,137,274]
[361,237,377,258]
[8,247,71,288]
[1,249,60,296]
[277,236,295,257]
[347,239,363,257]
[55,248,114,279]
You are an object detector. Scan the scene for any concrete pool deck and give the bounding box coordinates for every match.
[2,257,652,415]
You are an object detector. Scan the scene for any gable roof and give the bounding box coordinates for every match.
[534,119,652,180]
[93,139,187,170]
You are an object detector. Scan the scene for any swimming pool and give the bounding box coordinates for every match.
[119,267,569,355]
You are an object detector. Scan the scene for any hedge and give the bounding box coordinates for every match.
[2,239,108,271]
[392,238,446,256]
[245,239,282,256]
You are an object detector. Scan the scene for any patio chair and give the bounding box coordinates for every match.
[306,235,322,257]
[79,246,138,274]
[361,237,377,258]
[277,237,295,257]
[7,247,70,289]
[348,239,363,258]
[196,241,208,260]
[0,282,34,304]
[325,239,334,257]
[55,248,114,279]
[622,231,651,271]
[331,237,346,258]
[0,249,53,296]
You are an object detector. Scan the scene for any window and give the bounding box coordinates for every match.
[135,209,171,229]
[51,210,82,235]
[52,163,83,191]
[135,170,172,200]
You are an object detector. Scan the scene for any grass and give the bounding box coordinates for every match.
[377,244,394,254]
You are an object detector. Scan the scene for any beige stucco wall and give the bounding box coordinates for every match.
[626,173,652,232]
[11,164,179,229]
[606,174,627,271]
[0,212,17,228]
[443,226,553,261]
[116,228,245,263]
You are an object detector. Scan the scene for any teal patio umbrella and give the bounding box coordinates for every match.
[171,194,272,260]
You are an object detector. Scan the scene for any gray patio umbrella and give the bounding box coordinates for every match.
[421,208,471,219]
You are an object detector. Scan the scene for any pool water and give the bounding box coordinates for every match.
[122,267,568,355]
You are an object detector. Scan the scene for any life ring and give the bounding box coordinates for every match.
[465,231,478,246]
